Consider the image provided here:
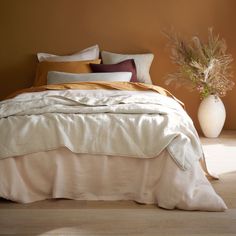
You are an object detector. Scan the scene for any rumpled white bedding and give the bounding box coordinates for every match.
[0,89,202,170]
[0,147,227,211]
[0,88,227,211]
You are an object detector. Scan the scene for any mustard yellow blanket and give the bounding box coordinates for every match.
[6,82,184,107]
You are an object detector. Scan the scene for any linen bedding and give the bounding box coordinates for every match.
[0,82,227,211]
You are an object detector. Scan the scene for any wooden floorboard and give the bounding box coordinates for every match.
[0,208,236,235]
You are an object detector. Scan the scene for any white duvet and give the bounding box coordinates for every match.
[0,89,202,170]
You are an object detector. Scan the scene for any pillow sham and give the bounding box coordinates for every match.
[90,59,137,82]
[34,59,101,86]
[47,71,132,84]
[101,51,154,84]
[37,45,99,62]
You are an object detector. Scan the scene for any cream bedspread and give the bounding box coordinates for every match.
[0,85,227,211]
[0,89,201,170]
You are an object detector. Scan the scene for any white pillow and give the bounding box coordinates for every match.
[101,51,154,84]
[37,45,99,62]
[47,71,132,84]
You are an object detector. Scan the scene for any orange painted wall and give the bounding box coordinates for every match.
[1,0,236,131]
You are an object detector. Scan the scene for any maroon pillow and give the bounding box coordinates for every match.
[90,59,138,82]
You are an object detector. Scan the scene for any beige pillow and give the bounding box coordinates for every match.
[37,45,99,62]
[101,51,154,84]
[47,71,132,84]
[34,59,101,86]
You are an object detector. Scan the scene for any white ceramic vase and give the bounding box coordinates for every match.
[198,95,226,138]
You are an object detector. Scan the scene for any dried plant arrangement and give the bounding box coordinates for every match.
[163,28,234,99]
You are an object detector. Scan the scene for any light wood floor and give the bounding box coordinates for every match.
[0,131,235,235]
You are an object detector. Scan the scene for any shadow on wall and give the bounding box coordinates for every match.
[0,54,37,100]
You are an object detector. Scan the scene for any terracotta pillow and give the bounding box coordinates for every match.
[89,59,138,82]
[34,59,101,86]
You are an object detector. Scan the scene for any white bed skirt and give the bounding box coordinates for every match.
[0,148,226,211]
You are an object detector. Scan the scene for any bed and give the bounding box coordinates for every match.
[0,81,227,211]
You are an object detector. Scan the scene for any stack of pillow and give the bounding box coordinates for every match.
[34,45,154,86]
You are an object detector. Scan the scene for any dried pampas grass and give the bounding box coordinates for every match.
[163,28,234,99]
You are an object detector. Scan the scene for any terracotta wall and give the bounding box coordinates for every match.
[1,0,236,131]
